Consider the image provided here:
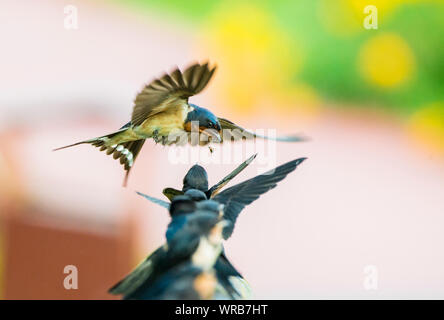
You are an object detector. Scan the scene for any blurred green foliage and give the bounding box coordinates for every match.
[116,0,444,116]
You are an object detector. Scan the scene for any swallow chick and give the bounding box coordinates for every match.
[54,62,307,184]
[122,157,307,299]
[109,206,236,300]
[136,217,230,300]
[138,157,307,239]
[136,153,257,208]
[163,195,246,299]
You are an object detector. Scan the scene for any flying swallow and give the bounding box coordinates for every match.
[54,62,306,184]
[138,157,307,239]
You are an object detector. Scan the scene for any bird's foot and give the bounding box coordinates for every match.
[152,129,160,143]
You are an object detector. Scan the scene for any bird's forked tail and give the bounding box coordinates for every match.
[53,128,145,186]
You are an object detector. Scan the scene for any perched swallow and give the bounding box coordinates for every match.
[136,153,257,208]
[54,62,306,184]
[165,197,252,298]
[109,203,238,299]
[140,215,230,300]
[116,157,307,299]
[138,157,307,239]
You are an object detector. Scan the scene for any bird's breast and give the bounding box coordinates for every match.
[134,102,190,140]
[191,237,222,270]
[133,103,213,147]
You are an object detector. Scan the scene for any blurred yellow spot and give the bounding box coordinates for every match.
[358,33,415,88]
[408,103,444,156]
[318,0,362,37]
[347,0,436,23]
[199,3,303,113]
[347,0,403,17]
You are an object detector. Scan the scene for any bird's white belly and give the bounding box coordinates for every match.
[192,238,222,270]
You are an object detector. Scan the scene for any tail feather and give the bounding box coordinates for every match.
[54,127,146,186]
[53,128,125,151]
[53,141,89,151]
[121,140,146,186]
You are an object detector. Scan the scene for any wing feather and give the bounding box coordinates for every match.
[162,188,184,201]
[207,153,257,198]
[219,118,309,142]
[131,62,217,126]
[213,158,307,239]
[108,246,166,296]
[136,191,170,209]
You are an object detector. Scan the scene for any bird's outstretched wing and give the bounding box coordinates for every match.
[207,153,258,198]
[110,224,202,298]
[136,191,170,209]
[218,118,309,142]
[108,246,166,297]
[132,62,217,126]
[212,158,307,239]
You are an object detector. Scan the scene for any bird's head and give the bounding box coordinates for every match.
[184,104,221,143]
[184,189,208,202]
[169,195,196,217]
[183,164,209,192]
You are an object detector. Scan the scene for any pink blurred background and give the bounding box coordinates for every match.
[0,0,443,299]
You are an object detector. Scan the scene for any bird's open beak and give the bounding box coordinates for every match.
[200,128,221,143]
